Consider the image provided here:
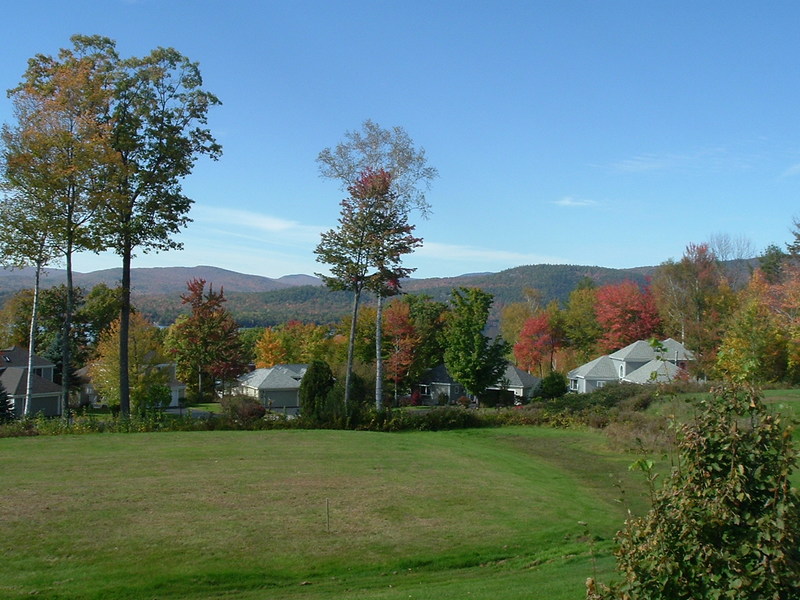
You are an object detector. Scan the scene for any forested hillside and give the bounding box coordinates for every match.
[134,263,659,326]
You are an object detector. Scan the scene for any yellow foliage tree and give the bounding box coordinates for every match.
[89,312,169,414]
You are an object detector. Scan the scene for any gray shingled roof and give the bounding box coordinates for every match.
[568,355,618,380]
[622,359,683,384]
[659,338,695,361]
[609,340,657,362]
[238,364,308,390]
[0,346,55,369]
[492,364,540,390]
[0,367,61,397]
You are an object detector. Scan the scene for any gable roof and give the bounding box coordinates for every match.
[0,367,61,397]
[659,338,695,361]
[622,359,684,384]
[609,340,657,362]
[0,346,55,370]
[238,364,308,390]
[420,363,458,385]
[497,364,540,389]
[568,355,618,380]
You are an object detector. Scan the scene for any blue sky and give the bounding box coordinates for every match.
[3,1,800,279]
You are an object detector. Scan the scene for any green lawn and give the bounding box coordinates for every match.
[0,427,649,600]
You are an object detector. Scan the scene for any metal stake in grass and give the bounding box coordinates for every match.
[326,498,331,533]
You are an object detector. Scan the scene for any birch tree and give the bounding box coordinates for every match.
[317,120,436,409]
[2,35,117,416]
[0,191,57,416]
[315,169,421,412]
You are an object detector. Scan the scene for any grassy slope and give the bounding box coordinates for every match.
[0,427,649,600]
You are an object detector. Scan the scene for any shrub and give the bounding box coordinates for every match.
[589,385,800,599]
[219,395,267,423]
[537,371,569,399]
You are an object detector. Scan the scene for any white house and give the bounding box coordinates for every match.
[234,364,308,415]
[568,338,694,393]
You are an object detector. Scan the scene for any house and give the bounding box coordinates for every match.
[417,362,541,405]
[487,364,541,403]
[567,355,619,394]
[417,363,467,404]
[568,338,694,393]
[0,346,62,418]
[234,364,308,415]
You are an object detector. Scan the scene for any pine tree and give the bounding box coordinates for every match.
[0,380,14,422]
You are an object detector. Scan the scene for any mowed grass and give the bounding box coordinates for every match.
[0,427,650,600]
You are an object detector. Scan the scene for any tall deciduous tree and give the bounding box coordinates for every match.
[513,302,565,377]
[89,311,168,415]
[254,321,331,368]
[383,299,420,402]
[562,278,602,362]
[0,192,57,416]
[315,169,421,411]
[652,243,735,374]
[167,279,247,403]
[101,44,221,416]
[318,120,436,410]
[595,280,661,352]
[3,35,118,416]
[444,287,510,398]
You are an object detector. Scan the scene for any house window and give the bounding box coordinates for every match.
[419,384,430,397]
[597,381,606,388]
[619,365,624,377]
[569,379,578,390]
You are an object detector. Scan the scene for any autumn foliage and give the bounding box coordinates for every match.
[594,280,661,353]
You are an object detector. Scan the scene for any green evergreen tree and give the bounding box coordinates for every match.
[299,360,335,422]
[0,380,14,422]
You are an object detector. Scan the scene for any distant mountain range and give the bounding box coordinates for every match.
[0,265,324,296]
[0,263,666,326]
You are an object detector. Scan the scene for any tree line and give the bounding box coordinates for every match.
[504,237,800,386]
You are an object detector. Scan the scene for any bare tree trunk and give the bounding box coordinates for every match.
[119,243,132,416]
[61,246,74,419]
[24,261,43,417]
[344,289,361,415]
[375,294,384,411]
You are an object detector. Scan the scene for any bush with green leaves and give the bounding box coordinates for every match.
[219,394,267,423]
[537,371,569,399]
[588,385,800,600]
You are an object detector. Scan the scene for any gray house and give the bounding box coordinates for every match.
[1,346,62,417]
[234,364,308,415]
[418,362,541,405]
[568,338,694,393]
[488,364,541,403]
[567,355,619,394]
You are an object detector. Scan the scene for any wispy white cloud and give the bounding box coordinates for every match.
[191,206,323,244]
[781,163,800,178]
[612,153,676,173]
[610,146,757,174]
[552,196,599,207]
